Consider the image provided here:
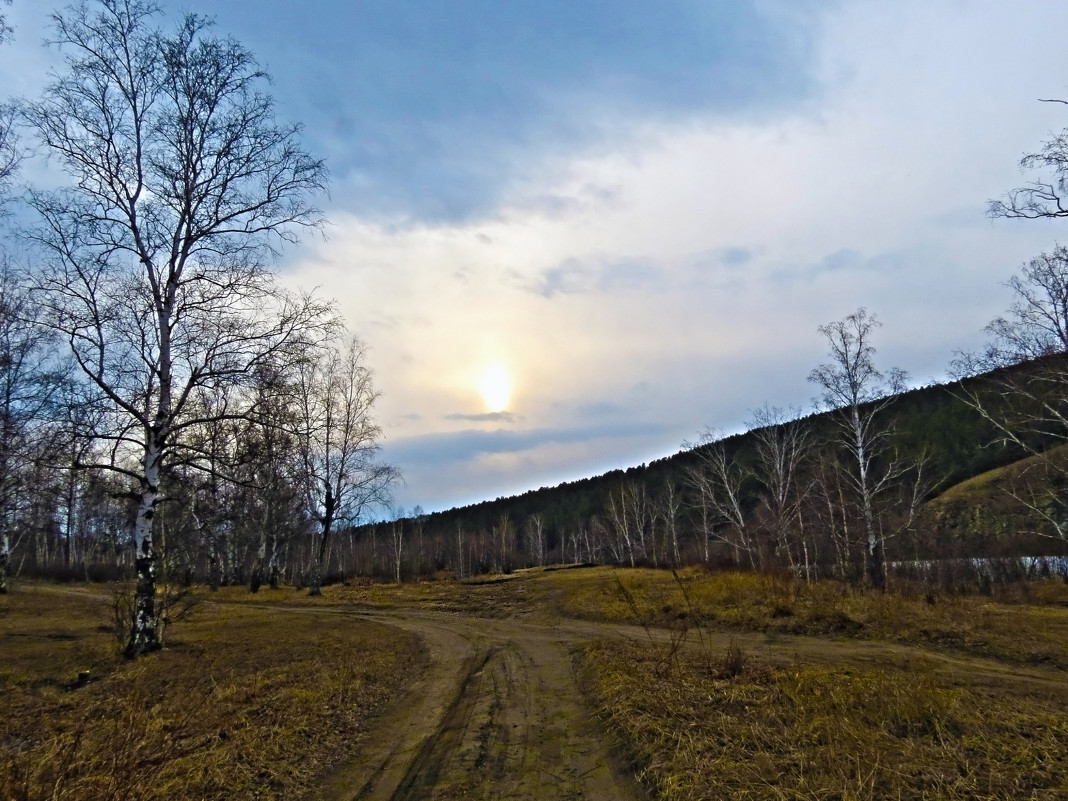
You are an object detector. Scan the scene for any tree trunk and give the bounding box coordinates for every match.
[250,538,265,593]
[267,532,280,589]
[0,530,8,594]
[126,453,162,658]
[455,524,465,579]
[308,495,336,597]
[308,530,323,596]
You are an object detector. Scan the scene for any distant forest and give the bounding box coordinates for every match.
[8,333,1068,595]
[365,355,1067,586]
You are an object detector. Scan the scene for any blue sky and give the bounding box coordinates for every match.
[5,1,1068,513]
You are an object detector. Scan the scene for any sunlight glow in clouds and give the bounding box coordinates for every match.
[7,0,1068,514]
[283,0,1068,513]
[479,366,512,414]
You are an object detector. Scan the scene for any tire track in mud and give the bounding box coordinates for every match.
[389,646,495,800]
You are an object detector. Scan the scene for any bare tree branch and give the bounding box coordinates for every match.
[22,0,331,656]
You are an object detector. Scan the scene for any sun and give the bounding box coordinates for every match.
[479,366,511,413]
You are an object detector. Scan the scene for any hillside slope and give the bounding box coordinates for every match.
[383,354,1068,574]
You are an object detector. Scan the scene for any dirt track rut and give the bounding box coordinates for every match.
[314,609,645,801]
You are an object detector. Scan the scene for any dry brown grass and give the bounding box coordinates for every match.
[322,570,546,618]
[0,584,422,801]
[584,638,1068,800]
[6,568,1067,800]
[557,567,1068,668]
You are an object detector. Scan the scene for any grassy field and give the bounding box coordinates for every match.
[561,568,1068,800]
[0,584,422,801]
[583,638,1068,800]
[555,567,1068,668]
[3,567,1068,800]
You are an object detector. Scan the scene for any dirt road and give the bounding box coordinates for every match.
[300,580,1068,801]
[314,609,647,801]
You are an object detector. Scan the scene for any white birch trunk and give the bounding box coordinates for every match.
[0,529,8,594]
[126,441,162,657]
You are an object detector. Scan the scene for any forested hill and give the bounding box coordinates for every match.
[391,354,1068,573]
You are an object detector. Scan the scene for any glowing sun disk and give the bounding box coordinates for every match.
[480,366,511,413]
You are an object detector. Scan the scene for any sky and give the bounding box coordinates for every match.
[4,1,1068,514]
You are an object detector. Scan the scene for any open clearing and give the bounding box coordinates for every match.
[4,567,1068,799]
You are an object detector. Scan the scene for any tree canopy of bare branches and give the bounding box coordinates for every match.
[23,0,333,656]
[990,101,1068,220]
[809,308,907,589]
[295,336,399,596]
[953,245,1068,375]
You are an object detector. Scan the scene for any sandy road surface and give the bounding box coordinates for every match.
[313,609,647,801]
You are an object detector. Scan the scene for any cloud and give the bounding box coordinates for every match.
[387,420,673,468]
[383,419,680,511]
[206,1,828,223]
[816,249,862,274]
[445,411,521,423]
[716,247,755,267]
[536,258,591,298]
[535,254,662,297]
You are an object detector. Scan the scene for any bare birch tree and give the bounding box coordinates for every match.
[686,432,758,568]
[0,0,23,593]
[808,308,907,589]
[0,267,66,593]
[953,246,1068,376]
[0,0,17,195]
[23,0,331,656]
[238,367,305,592]
[605,483,650,566]
[0,1,10,46]
[390,514,405,584]
[454,521,466,579]
[295,336,397,595]
[748,405,812,571]
[954,348,1068,548]
[990,100,1068,221]
[526,513,545,567]
[655,479,683,567]
[0,103,17,200]
[960,100,1068,548]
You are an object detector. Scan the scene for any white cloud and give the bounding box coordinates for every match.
[280,1,1068,512]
